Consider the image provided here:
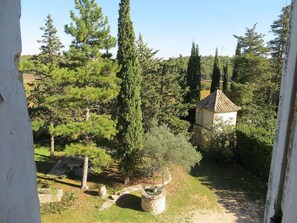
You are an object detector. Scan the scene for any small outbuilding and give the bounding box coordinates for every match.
[194,90,241,147]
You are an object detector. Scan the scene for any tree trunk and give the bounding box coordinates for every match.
[81,156,89,189]
[50,135,55,159]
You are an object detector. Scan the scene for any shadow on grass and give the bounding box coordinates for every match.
[116,194,143,212]
[84,190,98,196]
[35,161,56,175]
[37,175,81,189]
[191,159,267,222]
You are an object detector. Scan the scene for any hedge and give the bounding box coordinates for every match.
[236,125,274,181]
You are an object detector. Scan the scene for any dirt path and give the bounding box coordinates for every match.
[179,190,263,223]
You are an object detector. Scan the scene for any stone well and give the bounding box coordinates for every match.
[141,187,166,215]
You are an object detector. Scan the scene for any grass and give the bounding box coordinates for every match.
[41,167,217,223]
[35,144,56,174]
[35,146,267,223]
[200,90,210,100]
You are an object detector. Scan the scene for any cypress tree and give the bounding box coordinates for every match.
[222,61,229,93]
[117,0,143,183]
[186,42,201,123]
[210,48,221,93]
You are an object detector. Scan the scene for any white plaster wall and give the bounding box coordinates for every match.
[264,0,297,221]
[213,112,237,126]
[0,0,40,222]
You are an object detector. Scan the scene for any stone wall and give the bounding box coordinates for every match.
[0,0,40,222]
[38,188,63,204]
[141,188,166,215]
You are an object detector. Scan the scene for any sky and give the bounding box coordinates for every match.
[21,0,289,58]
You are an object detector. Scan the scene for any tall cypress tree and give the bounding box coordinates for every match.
[117,0,143,183]
[186,42,201,123]
[210,48,221,93]
[222,61,229,93]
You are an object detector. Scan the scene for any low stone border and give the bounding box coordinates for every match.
[38,188,63,204]
[99,168,172,211]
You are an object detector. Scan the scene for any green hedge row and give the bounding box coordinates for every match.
[236,125,274,181]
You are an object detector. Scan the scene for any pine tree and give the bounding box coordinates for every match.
[158,60,189,133]
[232,25,274,124]
[222,61,229,93]
[210,48,221,93]
[52,61,120,189]
[269,5,291,107]
[65,0,116,66]
[117,0,143,183]
[29,14,64,158]
[136,34,162,131]
[49,0,120,189]
[38,14,63,68]
[231,40,241,91]
[186,42,201,123]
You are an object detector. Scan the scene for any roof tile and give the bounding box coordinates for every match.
[197,90,241,112]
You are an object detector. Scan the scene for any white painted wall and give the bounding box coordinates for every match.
[0,1,40,222]
[214,112,237,126]
[264,0,297,222]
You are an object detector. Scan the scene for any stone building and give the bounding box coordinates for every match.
[194,90,240,147]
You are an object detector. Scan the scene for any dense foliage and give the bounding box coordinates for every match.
[117,0,144,182]
[21,1,292,184]
[236,125,274,180]
[210,48,221,93]
[142,125,202,175]
[186,42,201,123]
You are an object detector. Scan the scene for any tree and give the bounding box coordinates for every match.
[231,40,241,91]
[222,61,229,93]
[231,25,274,124]
[186,42,201,123]
[142,125,202,179]
[210,48,221,93]
[157,60,190,134]
[269,5,291,107]
[52,61,120,189]
[65,0,116,66]
[136,34,162,131]
[38,14,63,68]
[28,15,64,158]
[117,0,143,183]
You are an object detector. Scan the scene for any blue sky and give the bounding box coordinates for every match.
[21,0,289,58]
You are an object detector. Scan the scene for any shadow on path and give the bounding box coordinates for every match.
[191,159,267,223]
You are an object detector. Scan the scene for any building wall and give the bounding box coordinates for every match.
[195,108,238,147]
[264,0,297,221]
[0,1,40,222]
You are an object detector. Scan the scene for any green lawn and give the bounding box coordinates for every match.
[35,146,267,223]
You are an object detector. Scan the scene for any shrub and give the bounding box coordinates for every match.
[202,121,236,166]
[236,124,274,180]
[142,125,202,176]
[40,191,77,215]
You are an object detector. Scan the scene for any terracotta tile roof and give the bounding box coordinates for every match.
[197,90,241,112]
